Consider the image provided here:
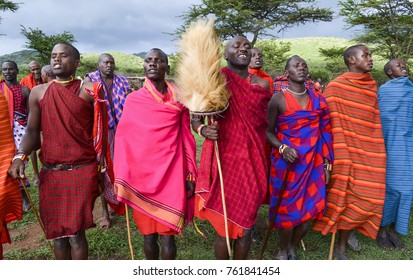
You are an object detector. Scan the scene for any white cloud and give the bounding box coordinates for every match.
[0,0,352,56]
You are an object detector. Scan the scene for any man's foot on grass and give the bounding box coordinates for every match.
[347,231,361,252]
[387,228,405,249]
[333,249,348,260]
[99,216,111,230]
[275,250,288,260]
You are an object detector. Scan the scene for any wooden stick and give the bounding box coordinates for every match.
[19,178,54,255]
[214,139,232,258]
[300,239,307,251]
[124,204,135,260]
[328,232,336,260]
[259,163,291,259]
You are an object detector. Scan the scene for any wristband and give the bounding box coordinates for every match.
[324,163,332,171]
[187,172,195,182]
[12,153,28,163]
[278,144,288,155]
[197,124,206,138]
[97,165,107,173]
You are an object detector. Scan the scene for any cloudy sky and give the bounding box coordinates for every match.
[0,0,353,56]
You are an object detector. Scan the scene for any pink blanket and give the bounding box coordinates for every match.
[114,79,197,233]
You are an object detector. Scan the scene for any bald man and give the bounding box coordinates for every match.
[20,61,43,89]
[192,36,272,259]
[41,65,56,83]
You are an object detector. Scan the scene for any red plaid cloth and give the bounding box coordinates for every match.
[196,67,272,229]
[38,80,99,239]
[274,75,322,95]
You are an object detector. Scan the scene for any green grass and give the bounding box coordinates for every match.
[4,137,413,260]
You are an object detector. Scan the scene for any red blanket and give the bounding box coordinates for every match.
[38,80,99,239]
[20,73,42,90]
[196,67,272,229]
[0,93,22,245]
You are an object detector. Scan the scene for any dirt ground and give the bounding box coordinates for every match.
[3,199,104,253]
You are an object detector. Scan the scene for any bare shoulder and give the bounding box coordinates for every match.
[21,85,31,98]
[80,80,96,103]
[251,75,270,91]
[270,91,284,103]
[30,83,50,102]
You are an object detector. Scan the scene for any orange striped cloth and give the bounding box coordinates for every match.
[312,72,386,239]
[0,92,22,245]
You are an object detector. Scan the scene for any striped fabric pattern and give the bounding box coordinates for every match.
[378,76,413,235]
[86,70,129,130]
[0,92,22,244]
[273,75,321,95]
[312,72,386,240]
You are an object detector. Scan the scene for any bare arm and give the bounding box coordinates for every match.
[266,93,298,163]
[266,93,282,149]
[191,116,219,141]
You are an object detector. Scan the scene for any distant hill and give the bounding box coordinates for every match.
[0,37,388,83]
[280,37,354,68]
[0,50,39,66]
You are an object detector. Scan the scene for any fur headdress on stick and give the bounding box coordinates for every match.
[175,18,230,115]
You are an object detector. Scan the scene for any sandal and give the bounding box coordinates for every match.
[346,231,361,252]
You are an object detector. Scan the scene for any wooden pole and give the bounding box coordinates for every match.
[214,140,232,257]
[124,204,135,260]
[328,232,336,260]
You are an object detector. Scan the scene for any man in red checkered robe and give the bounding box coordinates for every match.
[192,36,272,259]
[9,43,106,260]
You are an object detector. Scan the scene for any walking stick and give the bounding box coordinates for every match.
[124,204,135,260]
[328,232,336,260]
[300,239,307,251]
[19,178,54,254]
[214,139,232,257]
[210,116,231,258]
[259,162,291,260]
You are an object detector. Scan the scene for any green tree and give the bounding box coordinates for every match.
[0,0,19,34]
[254,40,291,75]
[339,0,413,62]
[318,46,348,78]
[176,0,333,46]
[20,25,76,65]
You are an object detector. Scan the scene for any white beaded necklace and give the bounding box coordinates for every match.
[286,87,307,96]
